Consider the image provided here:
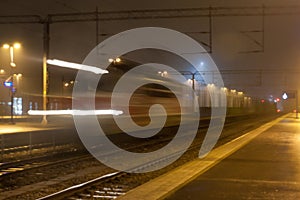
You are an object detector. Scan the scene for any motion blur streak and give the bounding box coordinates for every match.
[28,109,123,116]
[47,59,108,74]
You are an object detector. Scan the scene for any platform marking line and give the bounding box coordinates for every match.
[118,114,290,200]
[198,177,299,186]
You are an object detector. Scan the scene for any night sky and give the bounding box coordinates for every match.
[0,0,300,100]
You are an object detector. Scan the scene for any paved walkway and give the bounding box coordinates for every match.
[119,113,300,200]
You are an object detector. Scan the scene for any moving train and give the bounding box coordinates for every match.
[4,58,276,118]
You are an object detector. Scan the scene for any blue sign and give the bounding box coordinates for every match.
[4,81,13,87]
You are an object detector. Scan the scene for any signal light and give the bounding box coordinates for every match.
[261,99,265,103]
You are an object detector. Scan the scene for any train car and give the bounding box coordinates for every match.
[19,58,276,119]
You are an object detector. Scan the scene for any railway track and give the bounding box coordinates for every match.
[0,114,211,179]
[0,113,280,199]
[37,113,280,200]
[0,150,88,177]
[0,126,184,180]
[38,141,198,200]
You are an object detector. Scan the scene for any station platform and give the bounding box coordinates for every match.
[0,122,60,135]
[119,113,300,200]
[0,115,73,135]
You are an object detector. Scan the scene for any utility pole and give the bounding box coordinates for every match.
[296,90,299,119]
[42,19,50,125]
[10,75,15,124]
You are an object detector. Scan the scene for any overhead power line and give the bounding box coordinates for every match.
[1,5,300,24]
[48,5,300,22]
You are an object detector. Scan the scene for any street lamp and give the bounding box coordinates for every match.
[158,71,168,77]
[3,42,21,68]
[2,42,21,124]
[108,57,121,64]
[180,71,202,90]
[62,80,74,96]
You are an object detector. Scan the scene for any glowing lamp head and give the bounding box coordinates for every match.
[13,43,21,49]
[10,62,16,67]
[3,44,10,49]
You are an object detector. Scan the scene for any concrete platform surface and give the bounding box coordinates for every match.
[119,113,300,200]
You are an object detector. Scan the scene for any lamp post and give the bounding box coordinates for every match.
[296,90,299,119]
[108,57,121,64]
[62,80,74,96]
[2,42,21,124]
[179,71,202,90]
[3,43,20,67]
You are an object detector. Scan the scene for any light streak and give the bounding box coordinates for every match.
[47,59,108,74]
[28,109,123,116]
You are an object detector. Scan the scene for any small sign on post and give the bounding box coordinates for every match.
[283,91,298,119]
[282,92,296,99]
[282,92,288,100]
